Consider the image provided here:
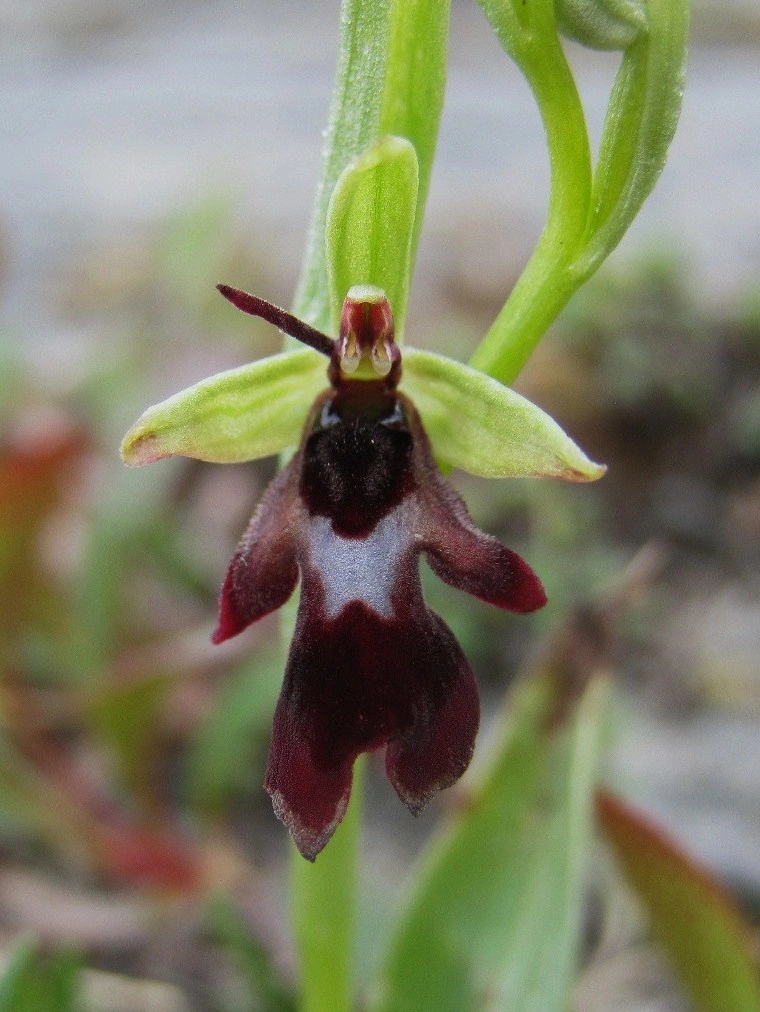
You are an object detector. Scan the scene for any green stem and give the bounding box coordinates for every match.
[289,5,452,1010]
[293,0,450,332]
[470,0,687,385]
[576,0,689,277]
[470,0,592,384]
[291,757,365,1012]
[293,0,392,330]
[380,0,451,274]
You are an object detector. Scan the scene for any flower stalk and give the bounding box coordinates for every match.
[291,758,364,1012]
[470,0,688,384]
[289,3,451,1006]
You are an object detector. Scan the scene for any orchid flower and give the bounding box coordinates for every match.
[122,283,604,859]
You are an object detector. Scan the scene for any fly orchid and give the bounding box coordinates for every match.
[122,284,604,859]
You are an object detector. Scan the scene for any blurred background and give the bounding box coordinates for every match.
[1,0,759,1007]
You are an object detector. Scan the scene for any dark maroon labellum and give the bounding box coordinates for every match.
[213,285,547,859]
[300,388,413,538]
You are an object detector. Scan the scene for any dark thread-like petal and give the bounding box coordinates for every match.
[217,284,335,358]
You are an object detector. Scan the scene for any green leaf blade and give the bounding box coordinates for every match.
[370,673,610,1012]
[186,653,283,813]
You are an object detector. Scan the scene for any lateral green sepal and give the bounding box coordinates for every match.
[402,348,605,481]
[120,349,326,466]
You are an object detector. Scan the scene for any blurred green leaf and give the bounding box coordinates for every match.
[0,937,82,1012]
[67,504,154,678]
[156,193,241,308]
[0,937,38,1010]
[597,790,760,1012]
[88,675,169,806]
[207,894,295,1012]
[325,135,418,338]
[186,652,283,813]
[370,672,610,1011]
[0,733,90,852]
[0,424,87,661]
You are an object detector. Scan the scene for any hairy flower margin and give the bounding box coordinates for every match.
[122,285,604,859]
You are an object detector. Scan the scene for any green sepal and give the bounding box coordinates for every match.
[121,341,603,483]
[120,349,325,466]
[402,348,605,481]
[326,135,418,340]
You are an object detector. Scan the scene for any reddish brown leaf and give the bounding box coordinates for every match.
[597,788,760,1012]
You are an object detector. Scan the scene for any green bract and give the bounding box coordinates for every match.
[293,0,449,333]
[326,135,418,339]
[121,343,603,484]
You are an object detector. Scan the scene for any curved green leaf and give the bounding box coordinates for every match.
[403,348,605,480]
[369,673,610,1012]
[120,349,325,466]
[326,136,418,338]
